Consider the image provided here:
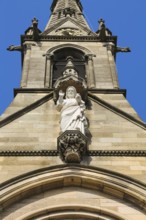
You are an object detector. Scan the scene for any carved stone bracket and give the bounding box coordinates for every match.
[57,130,88,163]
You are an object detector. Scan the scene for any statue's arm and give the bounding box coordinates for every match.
[56,90,65,111]
[76,93,82,104]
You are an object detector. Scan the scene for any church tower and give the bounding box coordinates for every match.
[1,0,146,219]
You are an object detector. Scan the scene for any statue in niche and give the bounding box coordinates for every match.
[56,86,88,135]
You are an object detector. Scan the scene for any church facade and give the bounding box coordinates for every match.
[1,0,146,219]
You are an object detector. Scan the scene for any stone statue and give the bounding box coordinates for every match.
[57,86,87,135]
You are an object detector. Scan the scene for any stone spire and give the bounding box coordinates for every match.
[45,0,90,30]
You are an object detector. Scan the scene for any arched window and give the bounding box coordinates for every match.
[45,44,95,89]
[52,47,86,86]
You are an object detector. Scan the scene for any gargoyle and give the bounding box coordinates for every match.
[7,45,22,52]
[116,47,131,53]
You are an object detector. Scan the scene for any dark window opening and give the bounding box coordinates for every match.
[58,11,61,19]
[52,48,86,86]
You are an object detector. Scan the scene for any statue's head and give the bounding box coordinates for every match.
[66,86,77,99]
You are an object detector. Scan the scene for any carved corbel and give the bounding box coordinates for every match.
[57,130,88,163]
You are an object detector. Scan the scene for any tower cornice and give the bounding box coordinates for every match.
[21,35,117,44]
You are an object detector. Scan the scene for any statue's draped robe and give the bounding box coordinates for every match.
[57,98,86,135]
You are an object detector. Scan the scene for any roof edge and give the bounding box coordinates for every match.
[88,92,146,130]
[0,92,53,129]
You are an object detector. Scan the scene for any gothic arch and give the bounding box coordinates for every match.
[45,43,93,55]
[17,205,127,220]
[1,164,145,212]
[44,44,96,88]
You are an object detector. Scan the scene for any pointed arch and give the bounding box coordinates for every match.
[45,43,93,55]
[44,44,95,88]
[1,164,145,212]
[17,205,127,220]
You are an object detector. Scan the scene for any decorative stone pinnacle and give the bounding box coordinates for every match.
[98,18,105,23]
[32,17,38,26]
[24,17,41,39]
[63,56,78,78]
[96,18,112,39]
[65,56,75,69]
[98,18,105,30]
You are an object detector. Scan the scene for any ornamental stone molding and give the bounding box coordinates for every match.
[1,150,146,157]
[56,28,83,36]
[45,43,93,56]
[1,165,146,212]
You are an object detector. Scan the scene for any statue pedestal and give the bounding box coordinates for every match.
[57,130,88,163]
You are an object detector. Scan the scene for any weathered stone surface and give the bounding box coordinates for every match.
[1,0,146,219]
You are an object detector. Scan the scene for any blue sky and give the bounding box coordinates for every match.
[0,0,146,121]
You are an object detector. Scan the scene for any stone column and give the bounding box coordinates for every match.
[85,57,90,88]
[21,44,32,88]
[85,54,96,88]
[45,54,54,88]
[107,43,119,89]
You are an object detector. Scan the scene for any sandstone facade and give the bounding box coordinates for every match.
[1,0,146,219]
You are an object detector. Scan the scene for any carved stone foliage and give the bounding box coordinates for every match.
[57,130,88,163]
[56,28,83,36]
